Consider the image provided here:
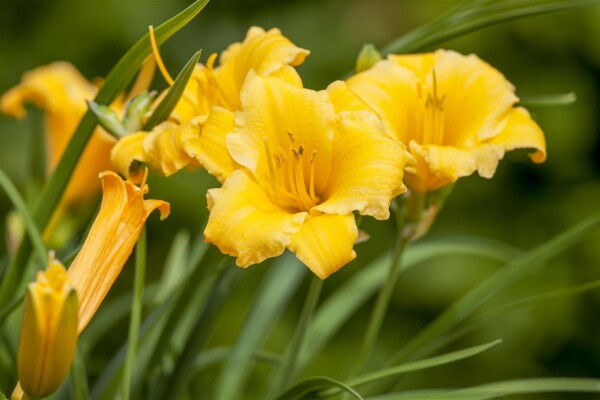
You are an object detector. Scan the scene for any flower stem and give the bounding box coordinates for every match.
[276,274,323,392]
[121,226,146,400]
[351,229,410,376]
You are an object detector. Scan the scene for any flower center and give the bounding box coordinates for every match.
[416,69,446,145]
[263,132,319,212]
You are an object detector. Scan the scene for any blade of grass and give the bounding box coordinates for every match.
[143,50,201,130]
[214,252,305,400]
[0,168,46,265]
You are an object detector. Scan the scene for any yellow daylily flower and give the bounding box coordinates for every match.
[0,62,117,205]
[111,26,309,182]
[346,49,547,192]
[68,171,170,331]
[202,73,413,279]
[14,256,78,400]
[12,171,168,399]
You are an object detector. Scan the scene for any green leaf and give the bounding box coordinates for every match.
[143,50,202,130]
[382,0,599,54]
[274,377,363,400]
[214,252,305,400]
[0,168,46,265]
[121,226,147,400]
[368,378,600,399]
[163,266,241,400]
[192,347,282,374]
[334,339,501,395]
[0,0,210,313]
[389,212,600,366]
[298,237,518,371]
[70,344,90,400]
[519,92,577,107]
[153,230,192,304]
[434,278,600,354]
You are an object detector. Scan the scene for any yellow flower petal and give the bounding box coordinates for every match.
[67,171,169,332]
[326,80,373,114]
[226,72,334,196]
[346,59,419,143]
[315,109,411,220]
[489,106,547,163]
[110,132,148,184]
[17,257,78,399]
[191,107,238,183]
[143,120,199,177]
[407,141,505,191]
[288,214,357,279]
[0,62,117,205]
[215,26,309,109]
[204,169,307,267]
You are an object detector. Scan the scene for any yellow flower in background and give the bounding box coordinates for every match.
[14,256,78,400]
[346,49,547,192]
[0,62,117,205]
[111,26,309,182]
[68,171,169,331]
[202,73,413,279]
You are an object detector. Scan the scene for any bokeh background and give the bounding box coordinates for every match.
[1,0,600,398]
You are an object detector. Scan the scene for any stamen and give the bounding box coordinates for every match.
[140,167,149,194]
[262,137,276,179]
[149,26,174,86]
[309,150,317,201]
[287,131,295,143]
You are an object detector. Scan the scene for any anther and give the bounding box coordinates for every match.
[287,131,295,143]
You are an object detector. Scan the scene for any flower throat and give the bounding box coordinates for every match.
[416,69,446,145]
[263,132,319,212]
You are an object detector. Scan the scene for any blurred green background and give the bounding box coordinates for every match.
[1,0,600,398]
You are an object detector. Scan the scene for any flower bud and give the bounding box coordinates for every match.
[355,43,382,73]
[17,254,78,399]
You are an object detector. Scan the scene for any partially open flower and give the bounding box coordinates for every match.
[346,49,547,192]
[111,26,310,182]
[15,256,78,399]
[68,171,169,331]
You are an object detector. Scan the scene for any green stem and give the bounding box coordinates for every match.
[276,275,324,392]
[0,169,47,265]
[351,229,410,376]
[121,226,146,400]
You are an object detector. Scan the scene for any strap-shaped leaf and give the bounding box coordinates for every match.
[320,340,502,398]
[390,212,600,366]
[368,378,600,400]
[383,0,599,54]
[274,377,363,400]
[214,252,305,400]
[143,50,202,130]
